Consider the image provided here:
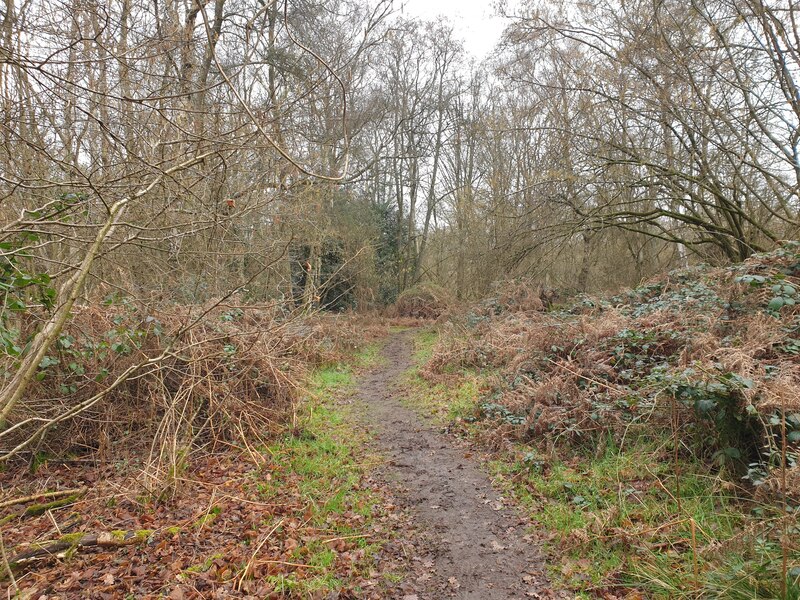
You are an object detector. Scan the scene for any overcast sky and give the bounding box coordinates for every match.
[395,0,511,59]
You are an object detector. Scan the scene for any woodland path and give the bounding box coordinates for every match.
[356,331,554,599]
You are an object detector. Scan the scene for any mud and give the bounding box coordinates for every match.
[357,331,555,599]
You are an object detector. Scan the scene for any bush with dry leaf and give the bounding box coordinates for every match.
[392,283,452,319]
[0,298,397,494]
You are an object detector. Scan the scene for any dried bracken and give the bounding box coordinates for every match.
[0,302,403,495]
[393,284,453,320]
[426,243,800,498]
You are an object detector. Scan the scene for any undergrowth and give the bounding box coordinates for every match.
[486,437,798,599]
[407,243,800,598]
[401,329,483,422]
[2,341,406,599]
[0,303,396,496]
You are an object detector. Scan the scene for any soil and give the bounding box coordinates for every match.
[356,331,557,599]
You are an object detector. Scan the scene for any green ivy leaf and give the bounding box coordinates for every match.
[723,447,741,459]
[768,297,785,311]
[38,355,59,369]
[696,398,716,413]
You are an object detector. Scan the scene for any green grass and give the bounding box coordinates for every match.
[193,505,222,529]
[308,363,353,391]
[493,434,800,598]
[272,416,379,528]
[183,553,224,575]
[488,438,757,595]
[402,329,486,423]
[412,329,437,363]
[353,342,385,369]
[252,349,399,596]
[403,369,482,423]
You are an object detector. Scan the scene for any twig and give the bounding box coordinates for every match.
[196,488,217,534]
[544,357,625,395]
[0,528,17,590]
[0,487,86,511]
[235,518,283,590]
[46,510,61,536]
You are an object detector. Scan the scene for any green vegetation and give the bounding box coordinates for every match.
[251,344,400,596]
[22,492,84,517]
[404,370,481,424]
[487,439,768,598]
[261,402,379,528]
[193,505,222,529]
[9,0,800,596]
[409,308,800,599]
[401,329,484,423]
[351,342,386,369]
[184,553,224,575]
[412,329,438,363]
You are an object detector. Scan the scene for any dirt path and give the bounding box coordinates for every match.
[357,331,554,599]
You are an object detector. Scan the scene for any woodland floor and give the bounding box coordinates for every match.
[2,328,564,599]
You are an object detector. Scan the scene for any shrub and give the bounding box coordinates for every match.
[0,300,361,494]
[424,243,800,497]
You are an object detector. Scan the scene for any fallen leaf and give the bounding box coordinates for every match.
[284,538,299,552]
[169,587,186,600]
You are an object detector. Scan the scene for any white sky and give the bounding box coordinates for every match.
[395,0,511,59]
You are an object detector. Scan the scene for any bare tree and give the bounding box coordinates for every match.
[0,0,391,454]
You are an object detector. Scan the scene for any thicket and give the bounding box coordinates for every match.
[393,284,453,320]
[0,279,392,489]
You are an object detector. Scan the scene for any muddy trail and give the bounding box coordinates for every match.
[357,331,555,599]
